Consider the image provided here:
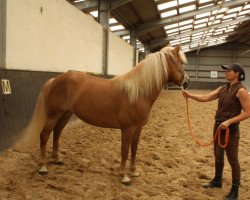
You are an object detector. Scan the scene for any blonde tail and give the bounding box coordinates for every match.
[14,79,54,152]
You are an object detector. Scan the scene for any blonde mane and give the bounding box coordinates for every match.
[111,46,187,104]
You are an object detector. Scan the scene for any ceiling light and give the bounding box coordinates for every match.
[225,29,234,33]
[236,15,245,19]
[168,32,179,36]
[209,16,215,21]
[166,28,179,34]
[171,39,180,43]
[179,0,195,5]
[179,25,193,30]
[158,1,177,10]
[110,25,125,31]
[212,20,221,24]
[192,35,202,40]
[164,23,178,30]
[193,32,204,36]
[161,10,177,18]
[227,6,242,13]
[227,25,237,29]
[181,29,192,33]
[122,36,130,40]
[109,18,117,24]
[222,19,232,23]
[243,4,250,10]
[179,5,196,14]
[199,0,213,3]
[215,28,226,32]
[216,14,224,19]
[212,9,218,15]
[199,4,213,9]
[223,13,237,19]
[179,19,193,26]
[218,7,227,13]
[213,31,223,35]
[74,0,86,3]
[194,18,208,24]
[238,9,250,15]
[90,11,98,18]
[194,23,206,29]
[196,12,211,18]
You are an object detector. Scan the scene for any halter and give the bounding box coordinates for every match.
[166,51,188,87]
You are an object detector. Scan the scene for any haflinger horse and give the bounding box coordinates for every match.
[29,44,189,184]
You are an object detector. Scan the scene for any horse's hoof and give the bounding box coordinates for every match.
[52,157,64,165]
[130,171,140,177]
[54,160,64,165]
[122,181,132,186]
[121,175,131,186]
[38,166,48,175]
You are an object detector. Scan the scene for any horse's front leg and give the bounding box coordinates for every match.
[120,128,135,185]
[130,127,142,177]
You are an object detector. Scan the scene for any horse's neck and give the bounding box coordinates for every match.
[147,80,166,107]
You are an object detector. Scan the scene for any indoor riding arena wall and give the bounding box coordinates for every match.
[0,70,60,152]
[185,42,250,90]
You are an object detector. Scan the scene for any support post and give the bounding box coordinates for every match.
[98,0,110,76]
[144,43,151,56]
[0,0,7,68]
[130,30,137,67]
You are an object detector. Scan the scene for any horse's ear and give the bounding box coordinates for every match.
[174,44,181,53]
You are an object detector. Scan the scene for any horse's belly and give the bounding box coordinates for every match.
[74,111,121,129]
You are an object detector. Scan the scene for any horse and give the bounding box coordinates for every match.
[26,44,190,184]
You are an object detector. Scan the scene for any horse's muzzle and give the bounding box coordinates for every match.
[181,77,190,90]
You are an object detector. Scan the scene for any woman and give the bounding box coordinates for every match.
[182,63,250,200]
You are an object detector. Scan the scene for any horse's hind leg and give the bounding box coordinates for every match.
[52,111,73,165]
[39,117,60,175]
[130,127,142,177]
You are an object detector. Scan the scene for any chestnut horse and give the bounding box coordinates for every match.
[28,44,189,184]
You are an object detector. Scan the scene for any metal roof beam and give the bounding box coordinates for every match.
[137,0,247,36]
[149,16,250,48]
[114,30,130,36]
[74,0,132,11]
[111,0,133,10]
[74,0,98,11]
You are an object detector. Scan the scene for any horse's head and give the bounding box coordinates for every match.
[163,44,190,89]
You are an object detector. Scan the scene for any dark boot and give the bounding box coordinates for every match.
[203,176,222,188]
[225,184,239,200]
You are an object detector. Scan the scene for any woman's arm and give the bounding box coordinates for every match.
[182,87,221,102]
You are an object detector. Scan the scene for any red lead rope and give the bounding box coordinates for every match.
[185,97,229,148]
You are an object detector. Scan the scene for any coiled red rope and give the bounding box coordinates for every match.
[185,97,229,148]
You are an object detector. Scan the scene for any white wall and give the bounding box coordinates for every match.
[4,0,134,75]
[0,0,6,67]
[108,32,134,75]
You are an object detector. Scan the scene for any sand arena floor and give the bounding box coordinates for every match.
[0,90,249,200]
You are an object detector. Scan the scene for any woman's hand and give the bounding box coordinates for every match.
[220,120,230,129]
[182,90,191,98]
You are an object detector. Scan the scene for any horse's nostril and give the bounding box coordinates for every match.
[183,81,189,90]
